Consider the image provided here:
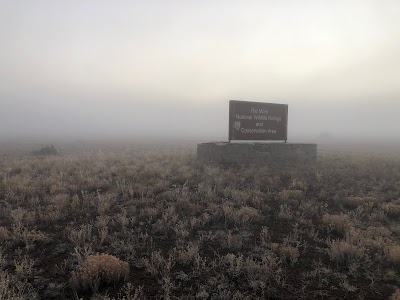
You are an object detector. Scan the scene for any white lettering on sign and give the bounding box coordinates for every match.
[229,100,287,140]
[240,128,277,134]
[253,115,281,122]
[235,114,252,120]
[268,116,281,122]
[251,108,269,114]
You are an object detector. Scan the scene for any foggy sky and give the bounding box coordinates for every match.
[1,0,400,140]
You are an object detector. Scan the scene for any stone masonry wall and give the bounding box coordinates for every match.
[197,142,317,165]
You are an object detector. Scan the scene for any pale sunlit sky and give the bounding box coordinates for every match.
[1,0,399,140]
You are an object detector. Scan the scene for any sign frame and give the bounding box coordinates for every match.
[228,100,288,142]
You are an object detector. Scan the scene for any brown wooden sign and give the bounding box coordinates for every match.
[229,100,288,141]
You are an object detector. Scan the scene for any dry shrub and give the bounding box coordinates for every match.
[322,213,351,234]
[67,224,93,247]
[229,189,250,204]
[70,254,129,291]
[143,251,175,276]
[271,243,300,265]
[278,189,303,205]
[368,208,388,223]
[244,253,284,292]
[390,289,400,300]
[175,243,199,264]
[290,180,307,191]
[237,206,262,224]
[222,230,245,251]
[327,240,365,263]
[341,197,372,209]
[174,221,190,240]
[259,226,269,246]
[277,204,294,220]
[0,270,37,299]
[222,253,245,277]
[390,225,400,235]
[41,206,63,224]
[71,194,80,211]
[298,199,321,218]
[352,227,389,253]
[12,226,48,247]
[24,210,37,225]
[366,226,392,238]
[382,203,400,218]
[223,205,262,226]
[50,193,70,211]
[10,207,27,225]
[97,193,115,216]
[14,256,35,279]
[386,245,400,265]
[0,227,10,240]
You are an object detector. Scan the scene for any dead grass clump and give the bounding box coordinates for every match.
[0,248,6,270]
[273,243,300,265]
[11,226,48,248]
[223,205,262,227]
[390,289,400,300]
[366,226,392,239]
[390,225,400,235]
[259,226,269,246]
[278,189,303,205]
[277,204,294,220]
[245,254,285,293]
[368,208,388,223]
[327,240,365,264]
[96,193,115,216]
[143,251,175,276]
[222,253,245,277]
[221,230,251,251]
[341,197,372,209]
[0,270,38,299]
[386,245,400,266]
[10,207,27,225]
[0,227,10,240]
[67,224,94,247]
[229,189,251,204]
[382,203,400,219]
[290,180,307,191]
[175,243,200,265]
[298,199,324,218]
[70,254,129,291]
[14,256,35,279]
[50,193,70,211]
[322,213,351,234]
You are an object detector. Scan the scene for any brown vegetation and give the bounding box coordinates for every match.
[0,143,400,299]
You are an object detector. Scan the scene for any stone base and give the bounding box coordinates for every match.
[197,142,317,165]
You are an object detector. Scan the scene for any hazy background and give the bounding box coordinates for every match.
[1,0,399,142]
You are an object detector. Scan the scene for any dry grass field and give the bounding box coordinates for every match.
[1,141,400,299]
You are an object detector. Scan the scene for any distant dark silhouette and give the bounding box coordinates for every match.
[32,144,58,156]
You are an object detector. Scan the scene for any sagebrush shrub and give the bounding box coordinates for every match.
[382,203,400,219]
[278,189,303,202]
[341,197,368,209]
[386,245,400,265]
[327,240,365,263]
[391,289,400,300]
[322,213,351,234]
[70,254,129,291]
[0,227,10,240]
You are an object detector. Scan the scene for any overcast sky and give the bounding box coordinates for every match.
[1,0,399,140]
